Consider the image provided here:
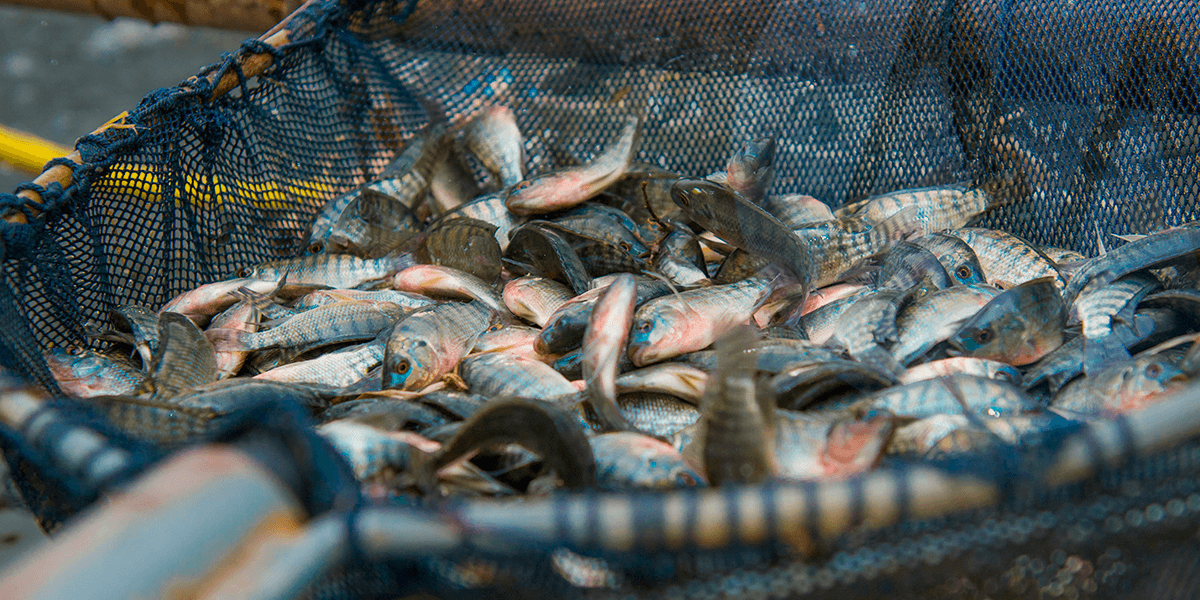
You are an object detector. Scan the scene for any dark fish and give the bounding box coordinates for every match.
[876,241,951,291]
[544,202,650,259]
[416,217,503,284]
[144,312,218,400]
[505,222,594,295]
[672,178,813,299]
[327,189,419,258]
[698,325,776,486]
[770,359,897,411]
[534,221,648,277]
[427,397,596,490]
[110,305,160,367]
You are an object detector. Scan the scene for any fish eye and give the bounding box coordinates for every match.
[396,360,410,374]
[973,329,992,344]
[619,241,631,252]
[67,346,84,356]
[488,323,503,332]
[1146,363,1163,378]
[636,322,653,333]
[236,267,250,278]
[956,265,973,280]
[308,242,323,254]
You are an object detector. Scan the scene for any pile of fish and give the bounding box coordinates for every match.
[43,105,1200,498]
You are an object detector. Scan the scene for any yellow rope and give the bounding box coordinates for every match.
[0,124,73,176]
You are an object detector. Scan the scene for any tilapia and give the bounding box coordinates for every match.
[582,274,637,431]
[504,115,640,215]
[383,300,493,390]
[628,277,773,366]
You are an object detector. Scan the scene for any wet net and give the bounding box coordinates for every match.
[3,0,1200,597]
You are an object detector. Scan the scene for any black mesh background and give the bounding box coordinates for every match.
[3,0,1200,596]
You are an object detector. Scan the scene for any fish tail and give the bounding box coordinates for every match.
[1082,334,1132,375]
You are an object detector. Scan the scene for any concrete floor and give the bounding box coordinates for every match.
[0,5,247,191]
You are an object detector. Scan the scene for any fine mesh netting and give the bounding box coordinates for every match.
[3,0,1200,597]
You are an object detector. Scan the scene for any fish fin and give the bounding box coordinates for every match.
[874,205,927,243]
[1111,233,1147,243]
[1082,335,1131,375]
[1095,223,1107,256]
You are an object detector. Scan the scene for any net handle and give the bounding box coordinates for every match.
[4,22,298,225]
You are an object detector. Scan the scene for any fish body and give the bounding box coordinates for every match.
[591,431,705,489]
[206,300,257,379]
[440,192,526,250]
[504,115,640,215]
[876,241,951,291]
[892,284,1001,365]
[1062,226,1200,305]
[762,193,834,229]
[839,184,991,232]
[826,289,910,374]
[145,312,218,400]
[505,223,594,295]
[503,277,574,327]
[110,305,160,367]
[653,227,711,286]
[949,228,1066,290]
[899,357,1022,385]
[791,289,870,344]
[628,278,773,366]
[249,253,412,288]
[214,301,406,352]
[859,374,1037,419]
[698,326,776,486]
[582,274,638,431]
[462,104,525,188]
[392,264,509,316]
[793,207,924,288]
[383,301,493,390]
[911,232,987,286]
[580,392,701,437]
[458,352,578,400]
[416,217,503,284]
[254,341,385,387]
[773,412,892,481]
[672,178,812,298]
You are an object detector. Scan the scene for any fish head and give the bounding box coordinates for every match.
[628,304,687,366]
[670,179,725,231]
[1116,357,1190,412]
[44,347,132,397]
[383,339,439,391]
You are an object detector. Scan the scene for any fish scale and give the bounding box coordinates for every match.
[229,301,406,351]
[249,253,411,288]
[950,227,1066,290]
[1072,274,1159,373]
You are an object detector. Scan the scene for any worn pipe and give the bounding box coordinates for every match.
[0,445,307,600]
